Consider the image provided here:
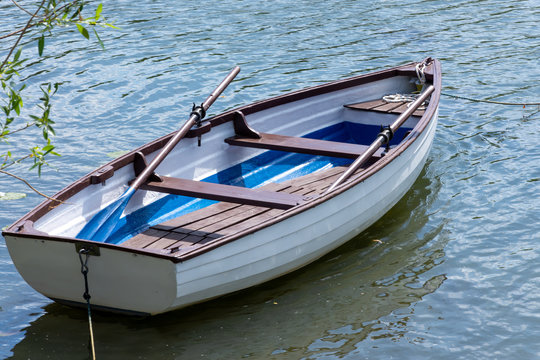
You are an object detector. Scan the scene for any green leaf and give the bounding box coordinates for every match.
[76,24,90,40]
[70,5,84,20]
[95,3,103,19]
[13,48,22,62]
[0,192,27,201]
[12,98,21,116]
[38,35,45,56]
[93,28,105,50]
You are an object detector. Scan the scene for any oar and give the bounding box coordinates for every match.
[324,85,435,194]
[78,66,241,243]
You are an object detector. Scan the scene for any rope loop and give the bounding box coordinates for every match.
[78,248,90,275]
[415,62,426,85]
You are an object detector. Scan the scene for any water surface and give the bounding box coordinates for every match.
[1,0,539,359]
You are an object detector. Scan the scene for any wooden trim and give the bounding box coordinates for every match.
[140,176,306,210]
[231,111,261,139]
[225,132,384,159]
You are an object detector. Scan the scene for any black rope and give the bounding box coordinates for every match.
[78,249,96,360]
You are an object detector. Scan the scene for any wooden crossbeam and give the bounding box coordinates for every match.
[140,176,305,210]
[225,132,384,159]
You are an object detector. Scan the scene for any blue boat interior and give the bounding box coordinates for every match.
[109,121,411,244]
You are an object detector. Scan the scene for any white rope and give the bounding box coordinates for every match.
[381,59,431,108]
[382,93,420,103]
[415,61,427,85]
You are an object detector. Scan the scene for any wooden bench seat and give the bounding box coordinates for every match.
[139,176,306,210]
[225,132,384,159]
[344,98,425,117]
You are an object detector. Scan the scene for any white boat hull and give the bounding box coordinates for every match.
[4,59,441,315]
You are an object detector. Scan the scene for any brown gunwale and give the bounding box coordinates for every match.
[3,59,441,264]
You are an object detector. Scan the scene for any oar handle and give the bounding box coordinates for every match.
[202,66,240,111]
[130,66,240,190]
[325,85,434,194]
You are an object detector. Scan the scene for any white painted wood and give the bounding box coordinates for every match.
[4,235,177,314]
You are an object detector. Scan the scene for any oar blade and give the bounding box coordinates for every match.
[77,189,134,243]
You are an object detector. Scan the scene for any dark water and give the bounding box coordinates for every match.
[1,0,539,359]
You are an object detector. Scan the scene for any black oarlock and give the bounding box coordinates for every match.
[378,125,394,152]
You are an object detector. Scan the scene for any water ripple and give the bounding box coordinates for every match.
[1,0,540,358]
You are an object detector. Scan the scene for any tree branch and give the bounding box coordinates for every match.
[0,2,77,40]
[1,154,32,170]
[0,0,47,72]
[1,122,34,137]
[11,0,39,17]
[0,169,63,203]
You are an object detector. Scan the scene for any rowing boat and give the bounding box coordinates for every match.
[3,58,441,315]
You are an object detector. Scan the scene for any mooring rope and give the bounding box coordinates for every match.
[441,92,540,106]
[78,248,97,360]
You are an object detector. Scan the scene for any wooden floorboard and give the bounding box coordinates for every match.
[122,228,170,249]
[154,201,241,230]
[207,184,309,237]
[345,98,425,117]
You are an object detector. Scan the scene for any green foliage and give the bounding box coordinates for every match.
[1,0,114,184]
[0,192,27,201]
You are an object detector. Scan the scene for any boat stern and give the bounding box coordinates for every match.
[3,234,178,315]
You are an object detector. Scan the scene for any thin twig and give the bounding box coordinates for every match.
[1,122,34,138]
[0,0,47,72]
[0,28,26,40]
[11,0,39,17]
[0,169,63,203]
[0,1,78,40]
[1,154,32,170]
